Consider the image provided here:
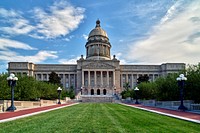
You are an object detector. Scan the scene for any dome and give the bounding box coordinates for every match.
[85,20,111,60]
[88,20,108,39]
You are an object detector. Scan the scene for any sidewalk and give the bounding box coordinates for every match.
[122,103,200,124]
[0,103,79,123]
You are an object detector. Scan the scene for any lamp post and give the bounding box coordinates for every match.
[6,73,18,111]
[134,87,139,104]
[176,74,187,111]
[57,87,62,104]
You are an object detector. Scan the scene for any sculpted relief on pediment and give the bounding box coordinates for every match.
[82,62,115,69]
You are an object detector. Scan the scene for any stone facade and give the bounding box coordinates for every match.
[7,20,185,99]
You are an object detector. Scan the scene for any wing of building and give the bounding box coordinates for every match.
[7,20,185,100]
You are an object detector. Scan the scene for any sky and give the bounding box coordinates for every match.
[0,0,200,73]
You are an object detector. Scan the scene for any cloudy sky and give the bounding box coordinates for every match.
[0,0,200,72]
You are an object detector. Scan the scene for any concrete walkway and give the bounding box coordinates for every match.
[0,103,79,123]
[122,103,200,124]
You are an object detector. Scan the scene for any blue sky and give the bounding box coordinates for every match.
[0,0,200,73]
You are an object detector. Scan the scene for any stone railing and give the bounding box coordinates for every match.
[0,97,71,112]
[139,100,194,110]
[190,104,200,110]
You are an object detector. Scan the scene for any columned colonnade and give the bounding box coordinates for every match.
[82,69,115,87]
[81,69,115,95]
[35,73,77,89]
[120,73,160,89]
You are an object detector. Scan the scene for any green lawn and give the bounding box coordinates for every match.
[0,103,199,133]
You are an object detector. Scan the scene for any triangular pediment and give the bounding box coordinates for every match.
[82,62,115,69]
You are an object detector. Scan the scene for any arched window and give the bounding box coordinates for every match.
[97,89,100,95]
[103,89,106,95]
[91,89,94,95]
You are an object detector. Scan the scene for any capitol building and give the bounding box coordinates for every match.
[8,20,185,100]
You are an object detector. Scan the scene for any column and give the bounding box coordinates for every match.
[107,71,109,86]
[126,74,128,83]
[69,74,71,88]
[153,74,155,82]
[113,71,115,86]
[88,71,90,86]
[131,74,133,88]
[121,74,123,88]
[41,73,44,81]
[94,71,96,86]
[74,74,76,88]
[82,71,84,86]
[101,71,103,86]
[63,74,66,89]
[47,73,49,81]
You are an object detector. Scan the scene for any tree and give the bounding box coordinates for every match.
[185,63,200,103]
[66,86,75,99]
[0,73,60,101]
[48,71,61,85]
[121,82,131,99]
[123,82,130,91]
[155,73,179,101]
[137,82,157,100]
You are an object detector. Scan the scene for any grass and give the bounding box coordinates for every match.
[0,103,199,133]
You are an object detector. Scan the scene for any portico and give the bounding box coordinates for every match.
[81,69,115,95]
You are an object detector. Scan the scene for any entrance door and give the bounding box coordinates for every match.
[91,89,94,95]
[97,89,100,95]
[103,89,106,95]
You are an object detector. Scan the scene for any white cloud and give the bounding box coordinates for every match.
[125,1,200,65]
[0,38,57,65]
[0,50,57,63]
[59,56,80,64]
[82,34,88,40]
[0,8,34,36]
[32,1,85,39]
[0,8,21,18]
[160,1,182,24]
[0,1,85,39]
[0,38,37,50]
[0,18,35,35]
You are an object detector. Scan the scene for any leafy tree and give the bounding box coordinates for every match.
[185,63,200,103]
[66,86,75,99]
[0,73,60,101]
[123,82,130,91]
[137,82,157,100]
[155,73,179,101]
[0,74,10,100]
[121,82,131,99]
[48,71,61,85]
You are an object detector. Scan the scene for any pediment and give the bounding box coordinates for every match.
[82,62,115,69]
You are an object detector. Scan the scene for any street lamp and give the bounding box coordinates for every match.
[176,74,187,111]
[6,73,18,111]
[134,87,139,104]
[57,87,62,104]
